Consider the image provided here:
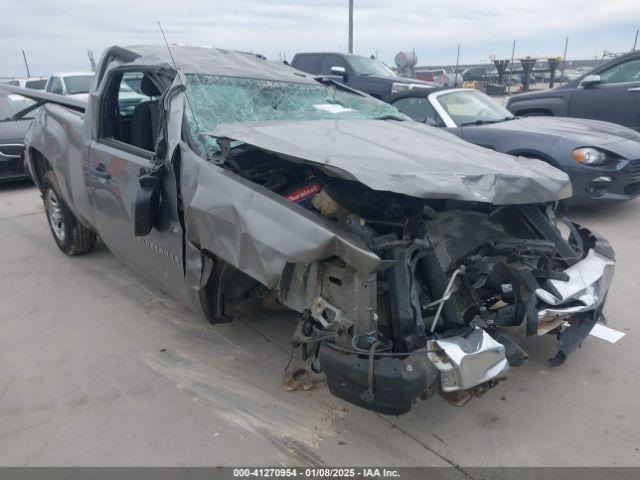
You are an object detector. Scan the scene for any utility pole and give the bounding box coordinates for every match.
[348,0,354,54]
[563,36,569,62]
[508,39,516,92]
[454,44,460,86]
[22,50,31,77]
[634,29,639,51]
[87,50,96,72]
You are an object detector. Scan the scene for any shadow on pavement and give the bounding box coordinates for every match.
[0,179,36,191]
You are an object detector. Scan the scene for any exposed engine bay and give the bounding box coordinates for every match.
[216,146,615,415]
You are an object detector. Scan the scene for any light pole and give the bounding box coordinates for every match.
[348,0,353,54]
[22,50,31,77]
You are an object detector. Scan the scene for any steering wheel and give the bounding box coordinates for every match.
[478,108,491,118]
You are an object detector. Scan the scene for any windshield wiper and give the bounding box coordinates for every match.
[460,116,514,126]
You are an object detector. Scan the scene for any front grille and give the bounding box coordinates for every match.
[628,159,640,178]
[0,158,18,174]
[0,144,24,158]
[625,182,640,196]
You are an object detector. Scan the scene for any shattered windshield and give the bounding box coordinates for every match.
[185,74,406,155]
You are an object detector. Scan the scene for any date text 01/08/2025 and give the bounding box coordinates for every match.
[232,468,401,478]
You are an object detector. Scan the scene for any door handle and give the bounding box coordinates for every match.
[627,86,640,92]
[90,163,111,179]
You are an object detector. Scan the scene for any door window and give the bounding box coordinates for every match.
[320,55,349,75]
[293,55,323,74]
[392,96,444,126]
[599,59,640,84]
[101,72,162,152]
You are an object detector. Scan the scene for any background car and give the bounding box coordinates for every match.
[45,72,94,99]
[4,77,48,90]
[388,87,640,204]
[0,91,38,183]
[506,50,640,131]
[291,52,435,98]
[418,69,461,87]
[461,65,496,82]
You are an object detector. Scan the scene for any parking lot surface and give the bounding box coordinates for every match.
[1,181,639,468]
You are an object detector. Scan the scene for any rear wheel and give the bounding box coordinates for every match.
[42,171,96,255]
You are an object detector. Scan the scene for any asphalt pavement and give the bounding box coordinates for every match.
[0,181,639,469]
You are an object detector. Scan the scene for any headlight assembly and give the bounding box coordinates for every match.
[391,82,410,94]
[572,147,609,165]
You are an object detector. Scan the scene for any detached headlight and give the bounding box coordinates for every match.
[572,147,608,165]
[391,82,409,94]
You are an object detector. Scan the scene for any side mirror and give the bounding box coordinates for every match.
[580,75,601,87]
[134,172,161,236]
[330,66,348,79]
[425,117,439,127]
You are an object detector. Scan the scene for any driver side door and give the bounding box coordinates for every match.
[87,70,186,299]
[569,57,640,131]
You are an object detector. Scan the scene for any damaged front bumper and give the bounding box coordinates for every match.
[316,229,615,415]
[535,236,615,335]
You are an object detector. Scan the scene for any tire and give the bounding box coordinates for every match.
[42,171,96,255]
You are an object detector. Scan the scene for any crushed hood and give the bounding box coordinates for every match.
[210,119,571,205]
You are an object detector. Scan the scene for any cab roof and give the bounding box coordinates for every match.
[98,45,317,84]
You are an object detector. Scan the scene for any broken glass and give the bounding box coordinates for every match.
[183,74,407,155]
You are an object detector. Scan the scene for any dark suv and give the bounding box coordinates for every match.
[506,51,640,131]
[291,52,435,99]
[461,65,496,82]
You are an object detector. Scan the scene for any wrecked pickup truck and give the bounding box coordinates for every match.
[3,45,615,415]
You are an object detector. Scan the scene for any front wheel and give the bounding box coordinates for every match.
[42,171,97,255]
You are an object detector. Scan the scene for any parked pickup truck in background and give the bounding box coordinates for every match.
[1,45,616,415]
[45,71,95,99]
[506,50,640,132]
[291,51,435,99]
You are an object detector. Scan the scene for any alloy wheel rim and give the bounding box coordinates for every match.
[46,189,66,242]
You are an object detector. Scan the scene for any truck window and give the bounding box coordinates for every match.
[49,77,63,94]
[599,58,640,85]
[64,75,94,94]
[25,79,46,90]
[101,72,163,152]
[292,54,323,74]
[320,55,349,75]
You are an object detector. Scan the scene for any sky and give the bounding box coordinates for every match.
[1,0,639,77]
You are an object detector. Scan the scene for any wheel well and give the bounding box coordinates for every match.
[510,150,563,171]
[199,251,262,324]
[29,148,52,189]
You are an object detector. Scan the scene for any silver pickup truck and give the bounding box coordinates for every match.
[2,45,615,414]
